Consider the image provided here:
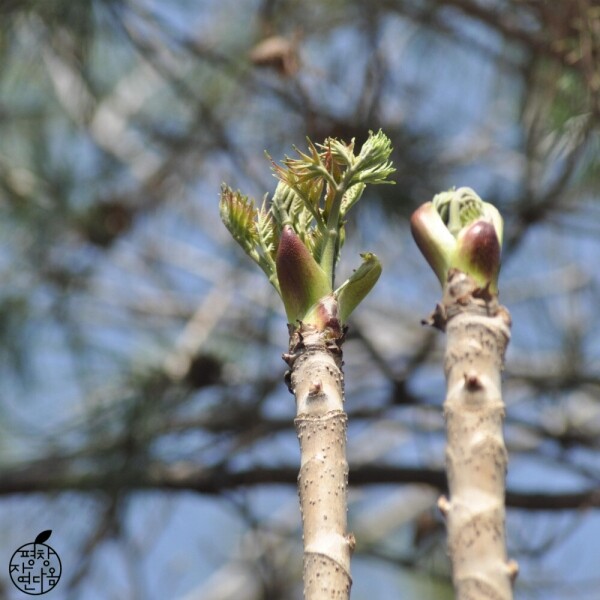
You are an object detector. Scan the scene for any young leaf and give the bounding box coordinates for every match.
[335,253,382,323]
[350,130,395,186]
[256,196,277,261]
[271,180,323,254]
[340,182,366,216]
[219,185,259,256]
[328,137,356,169]
[219,185,278,286]
[410,201,456,286]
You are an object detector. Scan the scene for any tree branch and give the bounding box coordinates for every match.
[1,461,598,511]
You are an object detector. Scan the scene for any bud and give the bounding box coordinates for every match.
[410,188,503,292]
[276,225,331,323]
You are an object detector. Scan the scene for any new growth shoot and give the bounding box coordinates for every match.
[220,131,395,327]
[411,187,503,292]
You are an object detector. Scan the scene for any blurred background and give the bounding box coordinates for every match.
[1,0,599,598]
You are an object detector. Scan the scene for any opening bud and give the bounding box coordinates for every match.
[411,187,503,292]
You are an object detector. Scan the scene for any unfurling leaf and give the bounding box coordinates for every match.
[256,196,278,260]
[219,185,278,286]
[219,185,259,255]
[410,201,456,286]
[350,130,395,186]
[340,182,366,216]
[272,181,319,235]
[328,137,356,169]
[335,253,382,323]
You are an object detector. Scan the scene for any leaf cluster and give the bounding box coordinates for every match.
[219,130,395,322]
[219,186,280,291]
[276,130,394,270]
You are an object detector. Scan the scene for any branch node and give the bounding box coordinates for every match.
[464,371,483,391]
[308,379,323,396]
[472,280,493,302]
[284,370,293,394]
[422,303,447,330]
[506,559,519,582]
[437,495,450,516]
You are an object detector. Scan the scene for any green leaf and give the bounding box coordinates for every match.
[328,137,356,169]
[219,185,259,255]
[219,185,278,287]
[341,182,366,216]
[335,252,382,323]
[434,187,484,236]
[221,131,395,315]
[410,201,456,286]
[350,130,395,186]
[271,180,323,255]
[256,195,277,259]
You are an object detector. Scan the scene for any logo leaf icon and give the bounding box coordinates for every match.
[34,530,52,545]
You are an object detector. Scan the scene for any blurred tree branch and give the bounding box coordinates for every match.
[1,458,599,511]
